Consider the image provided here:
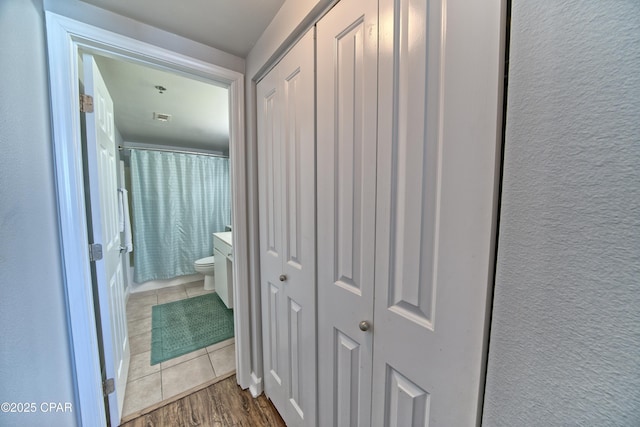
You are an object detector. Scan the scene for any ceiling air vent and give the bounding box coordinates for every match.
[153,112,172,122]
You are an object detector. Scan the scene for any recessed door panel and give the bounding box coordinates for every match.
[335,17,366,294]
[283,68,303,269]
[261,88,281,257]
[288,298,303,417]
[335,330,363,427]
[386,0,441,329]
[317,0,378,425]
[267,281,282,384]
[385,366,430,427]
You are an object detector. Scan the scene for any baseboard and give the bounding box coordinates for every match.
[249,372,263,397]
[129,272,204,293]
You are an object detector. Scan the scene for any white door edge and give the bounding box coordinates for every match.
[44,11,250,426]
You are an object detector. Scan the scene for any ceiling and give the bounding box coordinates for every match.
[79,0,285,57]
[80,0,286,154]
[94,55,231,153]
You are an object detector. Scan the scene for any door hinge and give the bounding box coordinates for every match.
[80,94,94,113]
[89,243,103,262]
[103,378,115,396]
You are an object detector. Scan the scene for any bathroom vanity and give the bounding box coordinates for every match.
[213,232,233,309]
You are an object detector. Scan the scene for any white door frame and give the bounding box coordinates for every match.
[45,12,250,426]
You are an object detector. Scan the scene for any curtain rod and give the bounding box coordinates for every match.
[118,145,228,159]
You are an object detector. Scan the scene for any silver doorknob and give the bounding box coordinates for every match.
[279,274,287,282]
[359,321,370,331]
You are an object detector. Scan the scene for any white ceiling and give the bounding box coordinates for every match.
[80,0,286,154]
[79,0,285,57]
[94,55,231,153]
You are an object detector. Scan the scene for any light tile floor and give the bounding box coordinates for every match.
[122,281,236,418]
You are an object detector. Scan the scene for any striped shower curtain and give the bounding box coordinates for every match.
[130,149,230,283]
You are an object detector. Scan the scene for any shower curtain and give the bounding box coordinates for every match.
[130,149,231,283]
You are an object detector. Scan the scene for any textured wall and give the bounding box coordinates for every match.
[483,1,640,425]
[0,1,77,426]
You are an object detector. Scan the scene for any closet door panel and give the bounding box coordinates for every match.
[257,68,286,401]
[280,29,316,426]
[258,29,316,427]
[373,0,503,424]
[317,0,378,424]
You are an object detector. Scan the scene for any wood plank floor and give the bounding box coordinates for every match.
[120,375,286,427]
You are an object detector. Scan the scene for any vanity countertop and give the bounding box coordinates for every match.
[213,231,232,247]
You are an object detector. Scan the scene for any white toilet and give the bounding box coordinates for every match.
[194,256,215,290]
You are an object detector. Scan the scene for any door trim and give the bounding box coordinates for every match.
[45,12,249,426]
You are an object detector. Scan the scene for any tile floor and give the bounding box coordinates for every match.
[122,280,236,419]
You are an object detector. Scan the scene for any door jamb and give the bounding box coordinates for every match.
[45,12,250,426]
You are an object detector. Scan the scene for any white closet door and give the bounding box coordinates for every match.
[371,0,504,424]
[257,29,317,427]
[316,0,378,425]
[257,52,284,410]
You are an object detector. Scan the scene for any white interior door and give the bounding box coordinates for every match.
[257,29,317,427]
[83,53,130,425]
[371,0,503,424]
[316,0,378,425]
[257,45,285,418]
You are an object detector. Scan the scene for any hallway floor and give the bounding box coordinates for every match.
[120,375,285,427]
[122,281,236,422]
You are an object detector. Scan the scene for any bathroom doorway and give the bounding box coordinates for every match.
[46,13,251,426]
[80,51,240,423]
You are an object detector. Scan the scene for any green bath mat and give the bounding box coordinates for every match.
[150,293,234,365]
